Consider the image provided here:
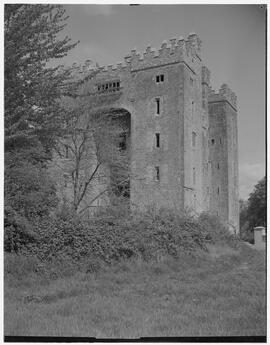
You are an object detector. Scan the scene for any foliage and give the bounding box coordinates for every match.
[247,176,266,228]
[4,206,38,253]
[6,209,238,268]
[239,199,253,243]
[4,146,59,253]
[5,150,58,220]
[5,4,78,152]
[4,4,78,251]
[239,176,266,243]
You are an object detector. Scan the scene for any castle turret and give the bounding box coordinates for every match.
[208,84,239,233]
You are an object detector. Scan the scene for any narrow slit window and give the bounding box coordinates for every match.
[64,174,68,188]
[155,166,160,181]
[192,131,196,147]
[65,145,69,159]
[217,163,220,170]
[220,138,222,144]
[193,167,196,185]
[155,98,160,115]
[191,101,194,116]
[211,139,215,145]
[217,187,220,195]
[155,133,160,148]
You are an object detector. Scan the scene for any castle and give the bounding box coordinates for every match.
[55,33,239,233]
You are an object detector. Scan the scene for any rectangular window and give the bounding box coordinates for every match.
[156,74,164,83]
[155,98,160,115]
[193,167,196,185]
[220,138,222,144]
[155,166,160,181]
[217,163,220,170]
[190,77,193,86]
[192,131,196,147]
[211,139,215,145]
[217,187,220,195]
[191,101,194,116]
[155,133,160,148]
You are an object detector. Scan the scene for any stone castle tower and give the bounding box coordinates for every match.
[56,33,239,233]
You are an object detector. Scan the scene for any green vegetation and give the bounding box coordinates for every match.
[240,176,266,243]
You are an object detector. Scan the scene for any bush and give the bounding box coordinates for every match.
[6,208,238,272]
[198,212,240,247]
[4,206,38,252]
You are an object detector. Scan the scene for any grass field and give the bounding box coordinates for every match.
[4,242,266,338]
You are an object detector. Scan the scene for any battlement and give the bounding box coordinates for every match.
[94,33,202,78]
[208,84,237,109]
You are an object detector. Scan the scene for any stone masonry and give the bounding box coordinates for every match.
[58,33,239,233]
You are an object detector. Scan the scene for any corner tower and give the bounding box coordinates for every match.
[208,84,239,233]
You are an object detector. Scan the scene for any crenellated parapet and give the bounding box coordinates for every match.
[219,84,237,109]
[92,33,202,79]
[208,84,237,110]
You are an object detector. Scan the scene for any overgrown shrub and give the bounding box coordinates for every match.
[6,208,238,270]
[198,212,240,248]
[4,206,38,253]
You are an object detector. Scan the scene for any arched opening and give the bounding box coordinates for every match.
[109,108,131,200]
[95,107,131,203]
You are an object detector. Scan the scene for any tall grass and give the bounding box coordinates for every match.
[5,243,265,337]
[4,209,265,337]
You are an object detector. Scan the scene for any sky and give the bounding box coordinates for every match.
[59,4,266,200]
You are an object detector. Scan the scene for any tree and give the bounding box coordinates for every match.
[5,4,78,153]
[239,198,252,243]
[247,176,266,228]
[239,176,266,243]
[4,5,79,250]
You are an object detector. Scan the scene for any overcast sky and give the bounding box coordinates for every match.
[59,4,266,200]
